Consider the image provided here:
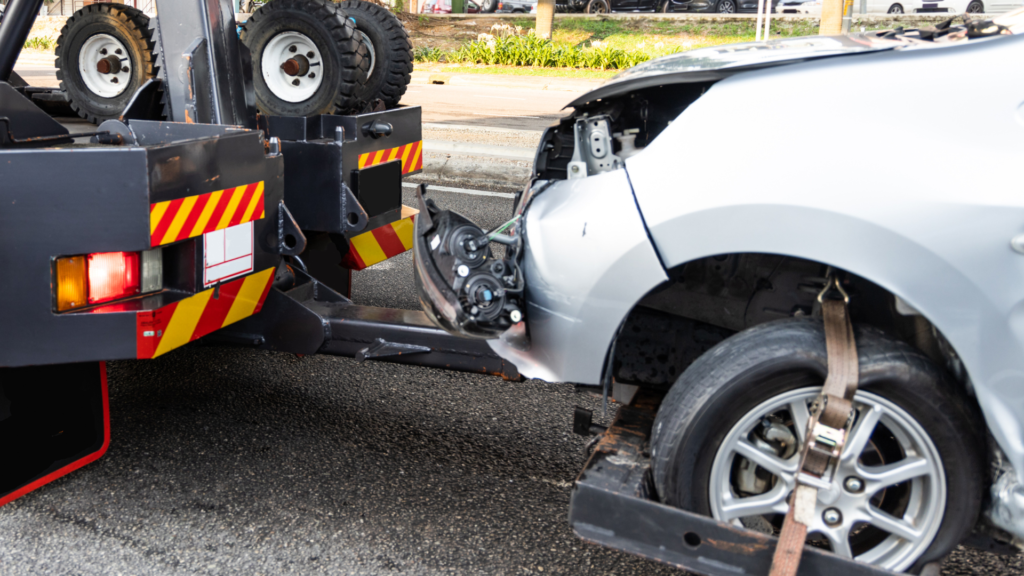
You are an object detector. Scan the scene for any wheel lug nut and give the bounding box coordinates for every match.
[111,77,119,84]
[292,79,301,86]
[308,72,315,79]
[100,48,108,55]
[121,66,129,73]
[844,476,864,493]
[289,45,297,53]
[822,508,842,526]
[306,51,315,58]
[115,48,122,55]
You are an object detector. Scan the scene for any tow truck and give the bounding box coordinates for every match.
[0,0,519,510]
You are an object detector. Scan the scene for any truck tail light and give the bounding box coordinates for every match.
[56,256,88,312]
[87,252,140,305]
[55,249,161,312]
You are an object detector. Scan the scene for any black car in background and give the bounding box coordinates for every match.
[567,0,776,13]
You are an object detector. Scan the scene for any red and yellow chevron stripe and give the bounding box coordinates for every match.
[150,182,265,247]
[341,206,418,271]
[357,141,423,175]
[136,268,275,359]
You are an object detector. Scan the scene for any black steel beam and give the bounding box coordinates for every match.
[317,303,521,380]
[0,0,44,82]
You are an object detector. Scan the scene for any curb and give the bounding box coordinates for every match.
[407,154,532,193]
[410,71,604,92]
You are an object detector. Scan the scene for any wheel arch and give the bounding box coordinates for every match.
[610,204,1024,481]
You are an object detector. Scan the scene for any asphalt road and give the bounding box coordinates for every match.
[2,184,1023,575]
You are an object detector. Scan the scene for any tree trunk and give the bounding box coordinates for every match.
[536,0,555,40]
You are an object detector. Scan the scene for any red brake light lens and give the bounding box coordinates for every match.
[86,251,140,305]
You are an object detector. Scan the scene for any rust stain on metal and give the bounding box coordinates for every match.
[705,538,769,555]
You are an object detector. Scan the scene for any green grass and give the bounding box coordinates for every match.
[413,17,894,72]
[419,63,618,79]
[24,37,54,50]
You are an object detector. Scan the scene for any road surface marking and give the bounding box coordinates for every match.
[402,182,516,199]
[471,112,540,118]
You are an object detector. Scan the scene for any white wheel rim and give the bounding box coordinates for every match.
[260,31,325,103]
[708,387,946,573]
[357,30,376,79]
[78,34,132,98]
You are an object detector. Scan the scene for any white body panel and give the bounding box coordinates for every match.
[627,34,1024,477]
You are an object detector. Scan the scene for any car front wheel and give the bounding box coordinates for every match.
[651,319,984,573]
[887,3,904,12]
[585,0,611,12]
[717,0,737,12]
[966,0,984,11]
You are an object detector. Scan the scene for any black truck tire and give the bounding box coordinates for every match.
[339,0,413,109]
[241,0,369,116]
[55,4,156,124]
[650,318,983,573]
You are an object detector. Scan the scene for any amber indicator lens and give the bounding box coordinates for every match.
[55,256,88,312]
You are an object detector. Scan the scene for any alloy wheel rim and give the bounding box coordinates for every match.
[261,31,325,103]
[78,33,132,98]
[708,387,946,572]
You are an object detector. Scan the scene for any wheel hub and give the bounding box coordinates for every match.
[261,31,324,103]
[78,34,132,98]
[708,388,946,572]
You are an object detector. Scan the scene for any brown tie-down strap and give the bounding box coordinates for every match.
[769,281,858,576]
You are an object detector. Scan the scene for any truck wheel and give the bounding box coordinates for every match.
[55,4,155,124]
[339,1,413,109]
[241,0,369,116]
[650,318,983,573]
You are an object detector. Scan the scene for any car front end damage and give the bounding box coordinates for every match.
[414,16,1024,573]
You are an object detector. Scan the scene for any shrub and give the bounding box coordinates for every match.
[418,29,681,70]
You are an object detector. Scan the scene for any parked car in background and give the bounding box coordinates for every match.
[496,0,537,11]
[777,0,968,13]
[945,0,1023,12]
[661,0,779,13]
[422,0,482,12]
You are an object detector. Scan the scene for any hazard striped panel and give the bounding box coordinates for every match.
[149,182,265,248]
[357,141,423,175]
[341,206,418,271]
[136,268,275,359]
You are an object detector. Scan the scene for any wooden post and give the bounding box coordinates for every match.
[536,0,555,40]
[819,0,844,35]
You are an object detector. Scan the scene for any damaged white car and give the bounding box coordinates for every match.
[414,11,1024,575]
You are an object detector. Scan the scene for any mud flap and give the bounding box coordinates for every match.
[0,362,109,507]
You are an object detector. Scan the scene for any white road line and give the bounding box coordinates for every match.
[474,95,526,100]
[471,112,540,118]
[402,182,516,199]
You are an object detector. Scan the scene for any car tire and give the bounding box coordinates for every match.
[650,318,983,573]
[585,0,612,13]
[241,0,369,116]
[887,3,904,12]
[716,0,737,12]
[339,0,413,109]
[966,0,984,11]
[55,4,156,124]
[477,0,500,11]
[659,0,674,11]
